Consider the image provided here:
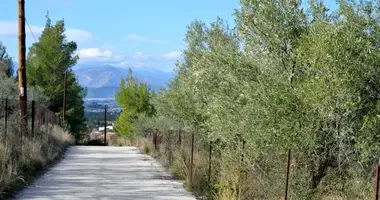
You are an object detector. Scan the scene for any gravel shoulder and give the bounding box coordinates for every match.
[13,146,196,200]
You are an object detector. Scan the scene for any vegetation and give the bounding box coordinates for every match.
[0,124,71,199]
[26,14,87,141]
[0,42,14,77]
[114,69,156,137]
[0,12,84,198]
[0,62,72,198]
[120,1,380,199]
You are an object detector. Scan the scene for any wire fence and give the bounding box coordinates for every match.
[148,129,380,200]
[0,98,62,139]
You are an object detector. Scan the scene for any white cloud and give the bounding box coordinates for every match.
[0,20,92,42]
[132,52,149,60]
[77,48,112,59]
[77,50,181,72]
[160,51,182,60]
[125,34,167,44]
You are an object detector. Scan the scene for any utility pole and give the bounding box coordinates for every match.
[18,0,27,131]
[104,105,107,146]
[63,70,67,121]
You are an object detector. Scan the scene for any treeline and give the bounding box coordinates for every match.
[116,0,380,199]
[0,14,87,141]
[0,14,82,197]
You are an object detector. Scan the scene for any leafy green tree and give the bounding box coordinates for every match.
[26,14,86,138]
[115,0,380,199]
[0,42,14,77]
[115,69,156,137]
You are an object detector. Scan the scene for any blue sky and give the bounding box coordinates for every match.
[0,0,336,72]
[0,0,238,72]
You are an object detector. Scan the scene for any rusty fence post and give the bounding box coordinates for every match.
[153,132,157,152]
[178,128,182,147]
[104,105,107,146]
[284,149,291,200]
[375,165,380,200]
[208,141,212,184]
[190,132,194,186]
[4,98,8,137]
[31,100,35,136]
[169,130,173,166]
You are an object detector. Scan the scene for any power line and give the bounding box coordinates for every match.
[25,18,38,44]
[24,16,65,76]
[23,14,69,122]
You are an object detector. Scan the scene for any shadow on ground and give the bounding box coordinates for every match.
[12,146,196,200]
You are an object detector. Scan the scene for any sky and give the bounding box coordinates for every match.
[0,0,336,72]
[0,0,239,72]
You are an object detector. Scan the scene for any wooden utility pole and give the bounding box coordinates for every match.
[63,71,67,121]
[18,0,27,129]
[104,105,107,146]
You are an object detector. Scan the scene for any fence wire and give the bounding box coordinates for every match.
[146,128,378,200]
[0,98,62,139]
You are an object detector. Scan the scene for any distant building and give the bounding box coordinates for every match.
[99,125,114,132]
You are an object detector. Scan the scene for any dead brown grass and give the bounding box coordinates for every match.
[0,125,72,198]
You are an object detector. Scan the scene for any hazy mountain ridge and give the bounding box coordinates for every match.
[73,65,174,98]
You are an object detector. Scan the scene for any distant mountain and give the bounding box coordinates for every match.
[74,65,128,88]
[74,65,174,99]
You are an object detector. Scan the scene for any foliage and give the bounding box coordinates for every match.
[114,69,156,137]
[0,42,14,77]
[0,71,17,99]
[0,124,71,198]
[131,0,380,199]
[0,66,50,107]
[26,14,86,138]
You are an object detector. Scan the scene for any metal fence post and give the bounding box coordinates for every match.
[153,132,157,152]
[169,130,173,166]
[104,105,107,146]
[31,100,35,136]
[4,98,8,137]
[208,141,212,184]
[178,128,182,146]
[190,132,194,186]
[284,149,291,200]
[375,165,380,200]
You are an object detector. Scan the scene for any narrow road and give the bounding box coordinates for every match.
[13,146,197,200]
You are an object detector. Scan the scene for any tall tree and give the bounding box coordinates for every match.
[26,14,86,137]
[115,69,155,137]
[0,42,14,77]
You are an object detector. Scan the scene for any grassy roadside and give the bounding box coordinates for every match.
[0,125,72,199]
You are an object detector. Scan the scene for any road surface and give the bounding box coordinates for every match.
[13,146,197,200]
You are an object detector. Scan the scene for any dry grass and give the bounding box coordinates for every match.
[114,136,153,155]
[0,124,72,198]
[115,134,375,200]
[115,136,135,146]
[115,135,209,197]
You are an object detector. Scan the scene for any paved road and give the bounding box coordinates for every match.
[13,146,197,200]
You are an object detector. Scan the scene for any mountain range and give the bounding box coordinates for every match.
[73,65,174,99]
